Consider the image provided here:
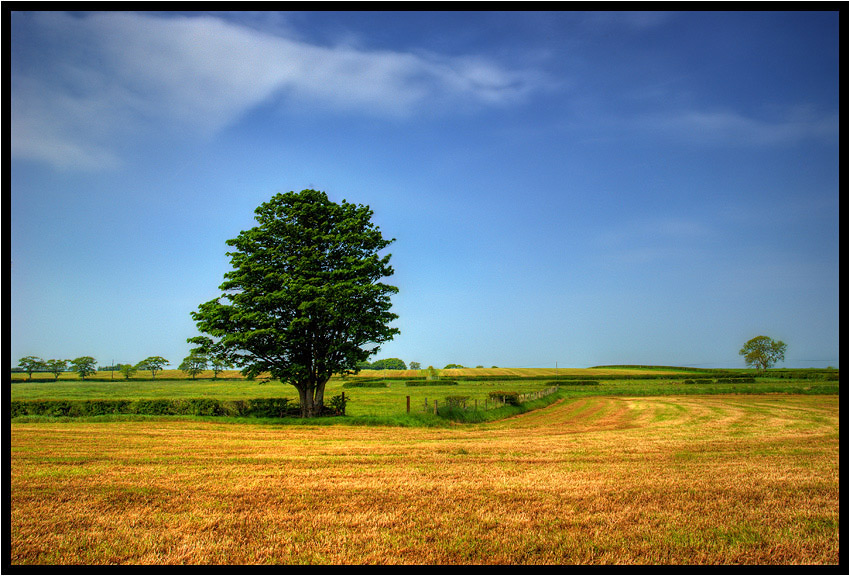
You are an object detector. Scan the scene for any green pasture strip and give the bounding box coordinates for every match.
[589,365,723,372]
[9,379,291,401]
[10,377,838,426]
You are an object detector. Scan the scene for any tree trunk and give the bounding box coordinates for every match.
[294,378,331,417]
[312,378,330,417]
[297,386,309,418]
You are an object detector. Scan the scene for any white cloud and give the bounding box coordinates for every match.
[11,12,548,170]
[641,108,838,147]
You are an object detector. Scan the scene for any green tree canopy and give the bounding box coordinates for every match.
[369,358,407,370]
[136,356,169,379]
[119,363,138,380]
[18,356,46,380]
[44,359,68,381]
[189,189,399,417]
[739,335,787,372]
[179,353,208,380]
[70,356,97,380]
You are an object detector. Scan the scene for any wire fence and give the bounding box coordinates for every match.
[406,386,559,414]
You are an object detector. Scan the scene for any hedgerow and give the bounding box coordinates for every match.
[405,381,458,386]
[10,398,302,418]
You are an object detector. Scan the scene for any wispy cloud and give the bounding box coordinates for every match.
[11,11,549,170]
[638,108,838,147]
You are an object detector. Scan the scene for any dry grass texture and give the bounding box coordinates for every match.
[10,395,839,565]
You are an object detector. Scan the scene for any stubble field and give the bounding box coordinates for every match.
[9,394,839,565]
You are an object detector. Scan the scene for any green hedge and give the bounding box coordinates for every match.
[551,380,599,386]
[10,398,301,418]
[405,381,458,387]
[443,395,471,407]
[767,370,839,381]
[342,381,388,388]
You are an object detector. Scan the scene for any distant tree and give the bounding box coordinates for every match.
[136,356,169,379]
[210,356,233,379]
[443,364,465,369]
[179,353,208,379]
[188,189,399,417]
[119,363,137,380]
[44,359,68,381]
[370,358,407,370]
[408,361,421,371]
[18,356,46,380]
[70,356,98,380]
[357,361,373,370]
[475,365,484,369]
[739,336,787,372]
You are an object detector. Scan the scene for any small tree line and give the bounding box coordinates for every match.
[16,355,173,381]
[15,353,239,381]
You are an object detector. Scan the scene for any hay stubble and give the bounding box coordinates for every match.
[10,395,839,564]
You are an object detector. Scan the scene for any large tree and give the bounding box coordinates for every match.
[189,189,399,417]
[739,335,787,372]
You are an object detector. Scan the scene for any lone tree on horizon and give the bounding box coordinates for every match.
[189,189,399,417]
[739,335,787,372]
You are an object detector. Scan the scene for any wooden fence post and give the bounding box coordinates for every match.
[434,400,438,415]
[341,391,345,415]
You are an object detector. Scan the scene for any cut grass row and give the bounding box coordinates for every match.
[10,394,839,564]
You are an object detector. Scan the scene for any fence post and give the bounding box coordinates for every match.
[406,395,410,414]
[342,391,345,415]
[474,398,477,411]
[434,400,437,415]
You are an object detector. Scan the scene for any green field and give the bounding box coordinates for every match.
[10,370,839,421]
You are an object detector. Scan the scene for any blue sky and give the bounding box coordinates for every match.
[10,10,841,370]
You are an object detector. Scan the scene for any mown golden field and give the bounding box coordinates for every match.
[10,394,839,565]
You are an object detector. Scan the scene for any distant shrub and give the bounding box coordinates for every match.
[443,395,471,408]
[715,377,756,384]
[405,381,458,387]
[683,379,714,385]
[325,393,348,416]
[342,381,388,388]
[488,391,520,405]
[551,380,599,386]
